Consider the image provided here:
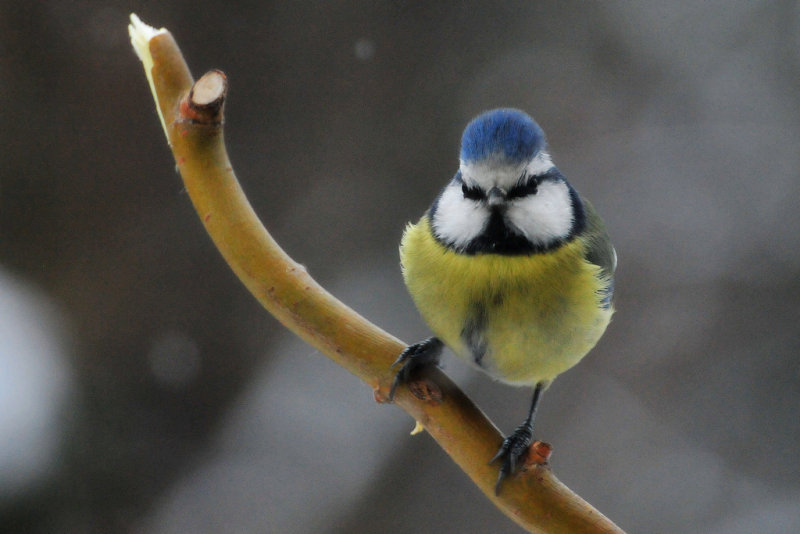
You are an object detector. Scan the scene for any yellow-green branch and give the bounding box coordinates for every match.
[128,14,625,534]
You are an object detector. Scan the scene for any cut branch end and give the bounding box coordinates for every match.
[525,440,553,466]
[182,70,228,123]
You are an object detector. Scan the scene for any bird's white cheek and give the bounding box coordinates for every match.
[507,182,573,245]
[431,185,488,248]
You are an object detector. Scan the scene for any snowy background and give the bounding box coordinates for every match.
[1,2,798,532]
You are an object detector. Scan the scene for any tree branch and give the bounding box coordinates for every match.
[128,14,625,533]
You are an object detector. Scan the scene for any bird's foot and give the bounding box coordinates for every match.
[490,422,534,494]
[389,337,443,401]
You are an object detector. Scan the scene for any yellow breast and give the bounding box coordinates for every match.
[400,216,613,386]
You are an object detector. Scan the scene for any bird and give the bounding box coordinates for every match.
[390,108,615,493]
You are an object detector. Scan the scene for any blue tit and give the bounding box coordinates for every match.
[391,108,615,492]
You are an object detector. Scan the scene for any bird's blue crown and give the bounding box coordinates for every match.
[459,109,545,164]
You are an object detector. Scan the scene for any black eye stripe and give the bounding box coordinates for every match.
[507,180,538,199]
[461,183,485,200]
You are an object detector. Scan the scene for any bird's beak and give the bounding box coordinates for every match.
[487,187,506,208]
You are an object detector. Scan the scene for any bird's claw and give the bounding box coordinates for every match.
[490,423,534,494]
[388,337,443,401]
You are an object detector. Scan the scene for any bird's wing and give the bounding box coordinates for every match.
[581,199,616,278]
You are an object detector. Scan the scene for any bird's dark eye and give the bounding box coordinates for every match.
[507,180,538,200]
[462,183,484,201]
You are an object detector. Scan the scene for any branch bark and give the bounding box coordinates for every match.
[128,14,626,534]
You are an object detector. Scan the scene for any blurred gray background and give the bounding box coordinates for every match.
[1,1,799,533]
